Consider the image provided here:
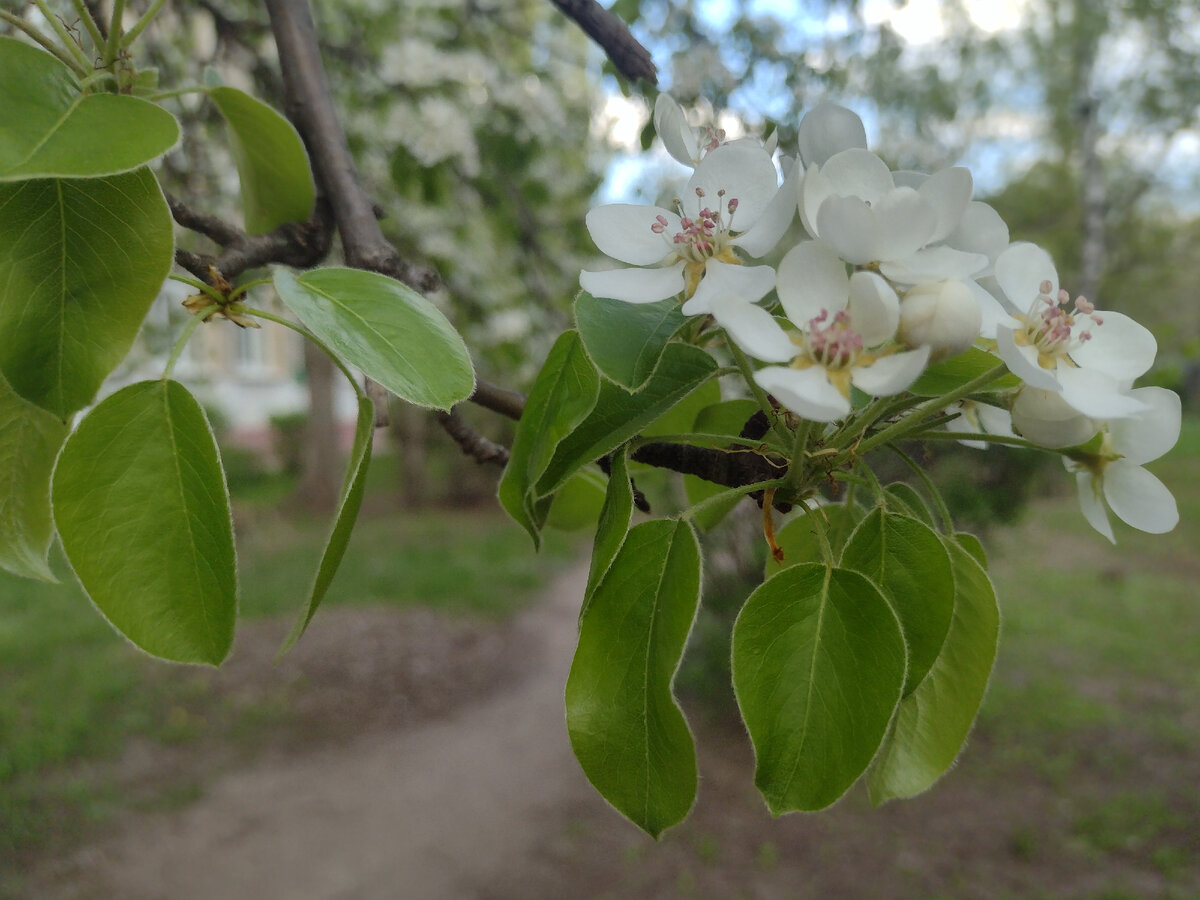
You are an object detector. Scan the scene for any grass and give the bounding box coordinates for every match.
[0,488,577,870]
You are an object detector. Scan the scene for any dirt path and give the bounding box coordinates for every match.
[35,562,598,900]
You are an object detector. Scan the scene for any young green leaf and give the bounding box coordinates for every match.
[907,347,1018,397]
[208,86,316,234]
[574,292,684,390]
[581,446,633,618]
[274,267,474,411]
[764,503,862,578]
[278,393,374,656]
[867,535,1000,803]
[0,375,68,581]
[0,169,174,418]
[841,509,955,695]
[733,563,907,813]
[51,381,236,665]
[955,531,988,569]
[566,518,702,837]
[0,37,179,181]
[497,331,600,544]
[535,343,718,497]
[545,468,607,532]
[883,482,936,528]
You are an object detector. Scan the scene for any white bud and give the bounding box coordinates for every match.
[898,280,982,361]
[1011,387,1099,448]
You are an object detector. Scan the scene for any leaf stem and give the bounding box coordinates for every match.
[0,12,90,75]
[102,0,125,66]
[682,478,783,526]
[71,0,105,53]
[888,445,954,532]
[34,0,93,71]
[906,429,1039,450]
[241,306,367,400]
[168,273,225,303]
[120,0,166,48]
[163,303,217,380]
[228,278,273,302]
[780,417,813,496]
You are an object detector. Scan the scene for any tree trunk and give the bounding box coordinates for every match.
[296,339,340,514]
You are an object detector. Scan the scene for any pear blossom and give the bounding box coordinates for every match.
[1010,387,1098,449]
[992,243,1157,419]
[945,400,1015,450]
[1065,387,1181,542]
[712,241,930,422]
[898,279,983,360]
[579,141,796,310]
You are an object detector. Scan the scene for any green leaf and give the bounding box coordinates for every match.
[545,468,607,532]
[566,518,702,837]
[884,482,936,528]
[535,343,718,497]
[208,86,315,234]
[841,509,955,695]
[867,535,1000,803]
[582,446,633,618]
[640,377,721,439]
[693,398,761,440]
[574,292,684,390]
[908,347,1018,397]
[278,393,374,656]
[765,503,862,578]
[497,331,600,544]
[0,169,174,418]
[733,563,906,813]
[0,374,68,581]
[274,267,474,411]
[0,37,179,181]
[683,398,765,531]
[51,381,236,665]
[955,531,988,569]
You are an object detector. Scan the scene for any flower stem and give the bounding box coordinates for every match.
[120,0,167,48]
[727,337,792,445]
[71,0,105,52]
[0,12,89,75]
[34,0,93,71]
[102,0,125,67]
[682,478,783,526]
[169,273,226,303]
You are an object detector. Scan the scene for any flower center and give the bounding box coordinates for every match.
[1020,280,1103,367]
[651,187,740,265]
[802,309,863,370]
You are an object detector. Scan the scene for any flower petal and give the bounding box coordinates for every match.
[776,241,849,325]
[871,187,938,262]
[654,93,699,166]
[996,325,1060,391]
[1104,463,1179,535]
[1069,311,1157,383]
[1075,471,1115,543]
[947,201,1009,263]
[878,246,989,284]
[994,242,1058,312]
[797,103,867,167]
[710,295,797,363]
[816,149,895,205]
[687,142,779,224]
[1110,386,1181,464]
[586,204,679,266]
[851,345,931,397]
[579,263,685,303]
[847,271,899,347]
[918,166,973,243]
[814,194,883,264]
[1055,365,1149,419]
[755,365,850,422]
[1011,387,1098,448]
[966,279,1019,340]
[683,260,776,315]
[733,156,800,257]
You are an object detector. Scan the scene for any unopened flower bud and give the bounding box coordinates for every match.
[898,280,982,361]
[1010,387,1098,448]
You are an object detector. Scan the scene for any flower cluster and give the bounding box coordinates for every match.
[580,95,1180,542]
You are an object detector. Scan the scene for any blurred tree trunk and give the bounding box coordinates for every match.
[391,401,429,507]
[297,339,339,514]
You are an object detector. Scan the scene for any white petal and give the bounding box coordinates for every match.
[875,188,939,262]
[776,241,849,325]
[710,295,797,363]
[687,142,779,225]
[682,260,776,315]
[975,402,1016,438]
[847,271,900,347]
[879,246,989,284]
[918,167,973,243]
[947,202,1009,262]
[1104,463,1179,535]
[733,156,800,257]
[586,204,679,266]
[966,279,1018,340]
[654,94,699,166]
[996,325,1060,391]
[1075,471,1115,543]
[1069,311,1158,382]
[817,149,895,205]
[755,365,850,422]
[945,410,988,450]
[1010,387,1098,448]
[815,195,885,265]
[797,103,867,167]
[1055,365,1149,419]
[994,242,1058,312]
[579,264,685,304]
[1110,387,1181,464]
[851,346,931,397]
[799,163,829,239]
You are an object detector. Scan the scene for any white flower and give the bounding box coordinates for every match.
[797,102,867,168]
[712,241,930,422]
[1066,386,1181,542]
[992,243,1157,419]
[654,93,780,168]
[898,279,983,361]
[1010,387,1098,449]
[945,400,1015,450]
[579,141,796,310]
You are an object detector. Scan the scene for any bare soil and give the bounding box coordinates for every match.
[18,561,1200,900]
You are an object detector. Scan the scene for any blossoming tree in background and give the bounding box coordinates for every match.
[0,0,1182,837]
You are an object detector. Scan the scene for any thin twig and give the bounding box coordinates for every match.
[435,408,510,467]
[547,0,657,84]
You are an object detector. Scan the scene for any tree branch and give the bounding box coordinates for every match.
[548,0,657,85]
[435,408,510,468]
